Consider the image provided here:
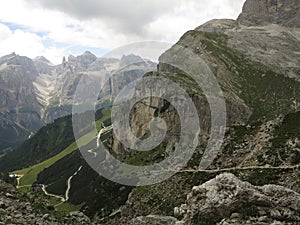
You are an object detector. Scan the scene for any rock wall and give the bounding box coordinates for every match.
[237,0,300,27]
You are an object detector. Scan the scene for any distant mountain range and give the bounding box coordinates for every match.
[0,51,156,152]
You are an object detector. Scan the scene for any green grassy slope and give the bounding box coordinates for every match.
[11,108,111,189]
[0,115,75,172]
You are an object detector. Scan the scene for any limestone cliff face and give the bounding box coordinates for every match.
[0,53,45,151]
[237,0,300,27]
[117,0,300,164]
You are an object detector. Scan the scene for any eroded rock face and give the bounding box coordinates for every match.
[237,0,300,27]
[175,173,300,225]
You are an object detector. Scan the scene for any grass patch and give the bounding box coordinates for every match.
[15,141,80,189]
[55,202,81,214]
[125,144,168,166]
[14,108,112,190]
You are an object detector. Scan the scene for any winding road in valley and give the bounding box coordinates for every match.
[40,166,83,204]
[41,184,65,202]
[38,125,113,202]
[65,166,82,202]
[16,125,112,204]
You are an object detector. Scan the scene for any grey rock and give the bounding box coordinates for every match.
[271,221,284,225]
[42,213,50,220]
[258,216,269,222]
[195,3,300,75]
[0,201,6,208]
[237,0,300,28]
[175,173,300,224]
[5,193,14,198]
[196,19,236,33]
[230,213,241,219]
[67,211,91,224]
[14,213,22,218]
[131,215,178,225]
[270,209,282,219]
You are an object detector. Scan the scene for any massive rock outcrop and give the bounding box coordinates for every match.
[197,0,300,74]
[175,173,300,225]
[237,0,300,27]
[121,0,299,153]
[110,0,300,167]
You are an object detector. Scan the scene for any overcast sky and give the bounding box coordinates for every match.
[0,0,245,64]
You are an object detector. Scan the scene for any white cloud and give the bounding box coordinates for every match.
[146,0,245,42]
[0,23,11,40]
[0,0,246,63]
[0,23,68,64]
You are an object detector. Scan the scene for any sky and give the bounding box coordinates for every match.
[0,0,245,64]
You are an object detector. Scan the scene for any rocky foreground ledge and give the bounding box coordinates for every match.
[1,173,299,224]
[0,179,90,225]
[131,173,300,225]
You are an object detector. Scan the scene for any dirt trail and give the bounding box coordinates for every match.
[177,164,300,173]
[40,166,83,203]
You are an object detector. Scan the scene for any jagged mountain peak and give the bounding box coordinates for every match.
[2,52,17,59]
[83,50,94,56]
[4,54,37,71]
[66,54,75,62]
[120,54,144,67]
[0,53,34,66]
[33,56,51,64]
[62,52,97,67]
[237,0,300,27]
[77,51,97,63]
[0,52,17,64]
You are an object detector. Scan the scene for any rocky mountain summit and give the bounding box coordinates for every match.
[197,0,299,75]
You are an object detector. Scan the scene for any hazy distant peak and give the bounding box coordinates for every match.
[83,50,94,55]
[120,54,144,67]
[34,56,50,62]
[5,52,17,58]
[0,52,17,64]
[34,56,52,64]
